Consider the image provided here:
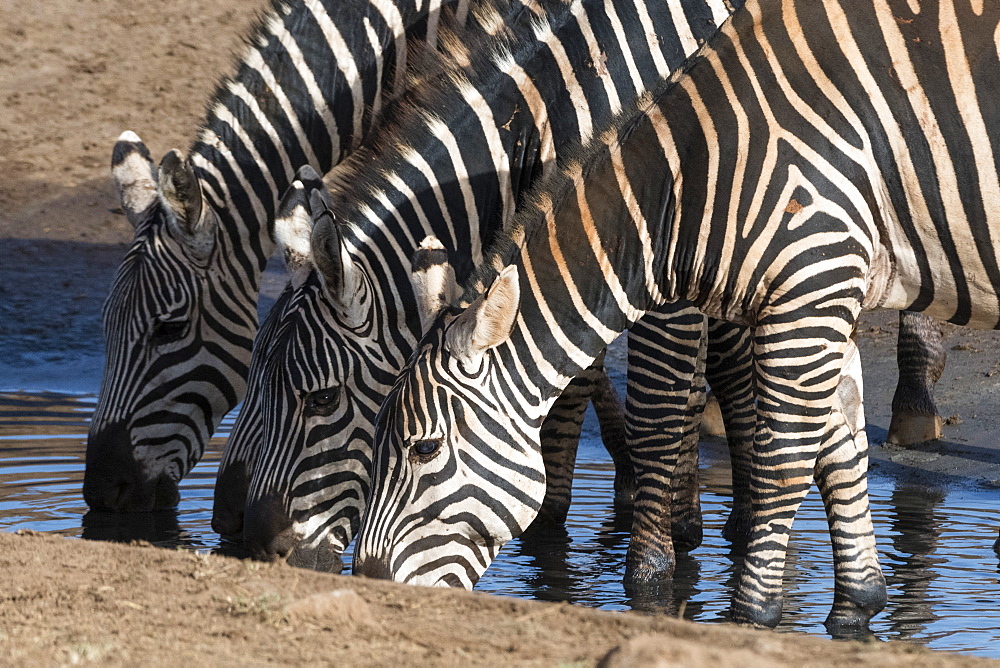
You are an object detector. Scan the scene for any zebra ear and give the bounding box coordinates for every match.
[410,236,457,335]
[159,149,214,262]
[111,131,158,227]
[445,265,519,365]
[273,180,315,275]
[309,191,368,320]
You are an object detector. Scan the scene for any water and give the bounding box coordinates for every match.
[1,392,999,658]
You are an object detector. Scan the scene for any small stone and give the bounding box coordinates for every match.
[285,589,373,629]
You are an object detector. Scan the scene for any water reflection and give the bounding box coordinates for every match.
[81,508,190,547]
[0,392,998,658]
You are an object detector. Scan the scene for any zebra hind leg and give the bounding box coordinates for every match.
[705,320,756,549]
[530,364,596,528]
[669,333,707,553]
[731,313,883,630]
[590,362,636,504]
[888,311,946,445]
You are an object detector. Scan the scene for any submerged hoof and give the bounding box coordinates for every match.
[671,520,703,554]
[730,593,783,629]
[624,544,675,587]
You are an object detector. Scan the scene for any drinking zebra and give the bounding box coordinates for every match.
[84,0,472,511]
[354,0,1000,632]
[216,0,745,569]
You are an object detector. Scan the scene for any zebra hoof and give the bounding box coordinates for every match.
[623,544,675,586]
[286,544,344,574]
[730,593,783,629]
[887,410,943,446]
[613,473,637,505]
[825,577,887,637]
[671,520,703,553]
[824,608,876,639]
[722,510,752,552]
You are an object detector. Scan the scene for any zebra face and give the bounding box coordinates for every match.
[354,267,548,588]
[216,174,398,570]
[237,272,392,569]
[84,133,252,512]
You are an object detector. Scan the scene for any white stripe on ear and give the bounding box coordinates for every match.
[445,265,519,365]
[411,236,457,334]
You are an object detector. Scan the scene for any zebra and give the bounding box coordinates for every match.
[83,0,473,511]
[222,172,628,569]
[354,0,1000,632]
[214,0,750,571]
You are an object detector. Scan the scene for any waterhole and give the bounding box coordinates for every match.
[1,391,998,658]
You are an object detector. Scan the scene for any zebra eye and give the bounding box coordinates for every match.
[411,439,441,459]
[151,319,189,346]
[305,387,341,417]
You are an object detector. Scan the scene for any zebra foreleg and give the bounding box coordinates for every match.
[817,338,886,636]
[622,305,705,585]
[888,311,946,445]
[705,320,756,549]
[730,312,880,630]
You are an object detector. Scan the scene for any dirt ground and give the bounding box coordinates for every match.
[2,0,1000,664]
[0,531,988,666]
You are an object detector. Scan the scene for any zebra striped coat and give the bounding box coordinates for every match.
[354,0,999,634]
[84,0,469,512]
[218,0,743,568]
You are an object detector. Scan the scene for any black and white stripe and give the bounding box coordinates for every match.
[220,0,743,567]
[355,0,1000,633]
[83,0,469,511]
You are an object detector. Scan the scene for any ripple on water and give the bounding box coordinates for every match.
[0,392,997,658]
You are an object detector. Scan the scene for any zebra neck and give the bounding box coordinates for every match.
[494,78,717,407]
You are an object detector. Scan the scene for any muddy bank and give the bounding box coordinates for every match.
[0,532,984,666]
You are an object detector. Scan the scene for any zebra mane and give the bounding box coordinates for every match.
[191,0,297,154]
[458,43,707,306]
[324,0,579,236]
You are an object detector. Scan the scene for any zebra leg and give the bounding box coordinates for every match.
[888,311,946,445]
[591,364,637,504]
[705,320,756,549]
[623,304,705,585]
[730,314,878,629]
[669,332,707,553]
[817,337,886,635]
[532,356,605,528]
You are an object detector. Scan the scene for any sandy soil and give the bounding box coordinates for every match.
[1,0,999,664]
[0,532,987,666]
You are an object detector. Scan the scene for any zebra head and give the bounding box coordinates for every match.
[217,172,393,571]
[354,255,546,588]
[84,131,247,512]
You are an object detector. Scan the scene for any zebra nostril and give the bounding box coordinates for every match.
[243,494,299,562]
[212,461,249,537]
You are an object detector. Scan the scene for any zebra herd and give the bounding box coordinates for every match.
[83,0,999,635]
